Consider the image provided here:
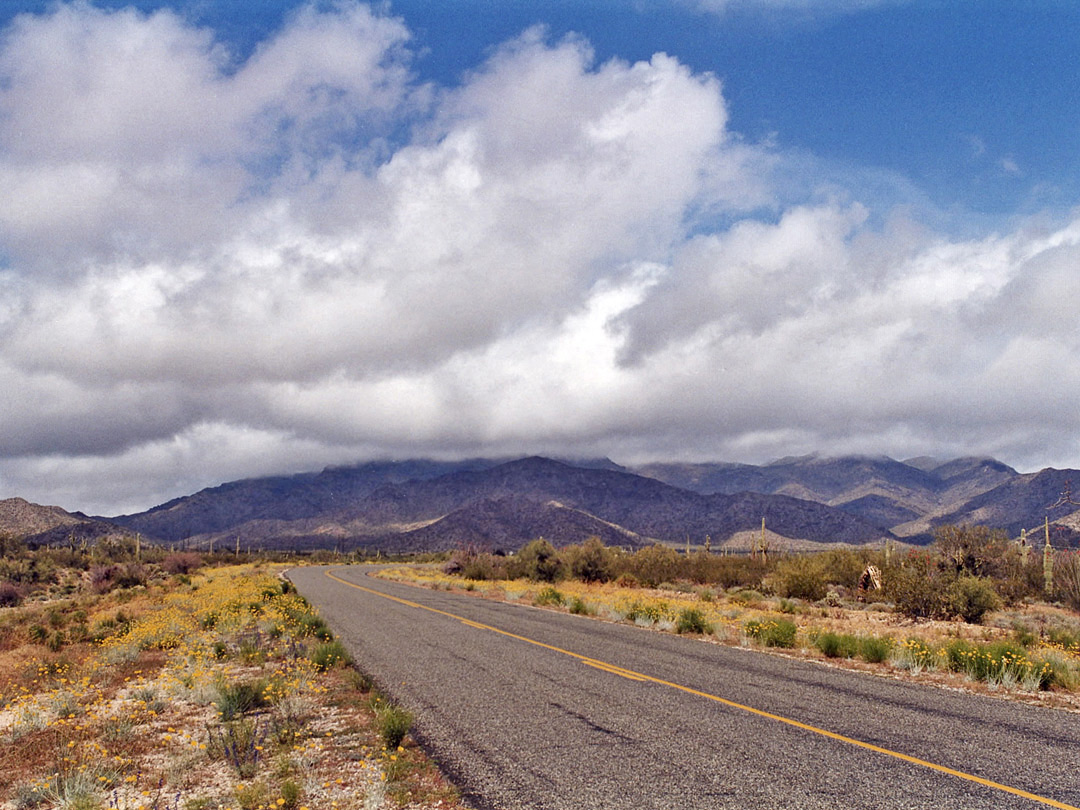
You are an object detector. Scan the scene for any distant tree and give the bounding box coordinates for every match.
[509,539,564,582]
[563,537,615,583]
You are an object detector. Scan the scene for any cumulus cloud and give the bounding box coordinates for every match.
[0,1,1078,514]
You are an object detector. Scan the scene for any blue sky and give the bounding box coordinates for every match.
[6,0,1075,218]
[0,0,1078,513]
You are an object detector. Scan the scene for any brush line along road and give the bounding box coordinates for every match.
[287,566,1080,810]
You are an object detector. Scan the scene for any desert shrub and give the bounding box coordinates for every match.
[446,545,507,581]
[375,704,413,750]
[1055,550,1080,611]
[563,537,615,583]
[892,638,942,672]
[684,553,770,589]
[207,716,267,778]
[885,551,949,620]
[727,588,765,607]
[534,586,564,606]
[622,544,682,588]
[279,779,302,810]
[293,612,333,641]
[1046,624,1080,653]
[308,640,351,672]
[88,562,147,594]
[946,576,1000,624]
[944,639,1049,688]
[462,553,506,581]
[1010,621,1039,649]
[937,524,1038,604]
[46,630,65,652]
[162,552,202,575]
[568,596,592,615]
[777,597,798,614]
[675,607,712,635]
[0,581,22,607]
[745,618,797,648]
[215,679,270,721]
[815,631,859,659]
[817,548,883,590]
[510,539,565,583]
[623,599,670,624]
[858,635,894,663]
[768,555,828,601]
[936,525,1012,578]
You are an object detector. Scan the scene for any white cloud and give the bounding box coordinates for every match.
[0,2,1078,515]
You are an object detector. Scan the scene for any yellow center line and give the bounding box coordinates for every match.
[583,660,648,681]
[322,568,1078,810]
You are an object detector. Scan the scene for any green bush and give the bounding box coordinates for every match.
[510,539,565,583]
[534,586,564,607]
[308,641,351,672]
[461,554,505,581]
[745,618,797,648]
[1046,625,1080,652]
[675,607,712,635]
[682,553,769,589]
[568,596,592,615]
[623,599,670,624]
[946,576,1000,624]
[622,544,682,588]
[817,548,883,590]
[279,779,301,810]
[886,551,949,620]
[815,631,858,659]
[564,537,615,583]
[858,635,894,663]
[215,679,270,721]
[294,612,333,641]
[375,704,413,750]
[769,555,827,602]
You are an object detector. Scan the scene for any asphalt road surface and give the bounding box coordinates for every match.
[287,565,1080,810]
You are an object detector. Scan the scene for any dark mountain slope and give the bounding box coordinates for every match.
[110,459,504,542]
[342,457,889,547]
[368,495,649,553]
[0,497,127,546]
[636,455,1018,536]
[931,468,1080,542]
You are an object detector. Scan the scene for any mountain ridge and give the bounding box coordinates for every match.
[4,454,1078,553]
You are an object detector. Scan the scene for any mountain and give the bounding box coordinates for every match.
[363,495,649,553]
[0,497,127,546]
[927,468,1080,546]
[108,459,506,542]
[9,453,1070,555]
[635,455,1018,540]
[109,456,891,553]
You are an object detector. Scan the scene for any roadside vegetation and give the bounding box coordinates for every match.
[0,536,462,810]
[380,528,1080,708]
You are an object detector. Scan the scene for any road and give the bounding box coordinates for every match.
[287,565,1080,810]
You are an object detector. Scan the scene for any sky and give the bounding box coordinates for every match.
[1,0,1079,515]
